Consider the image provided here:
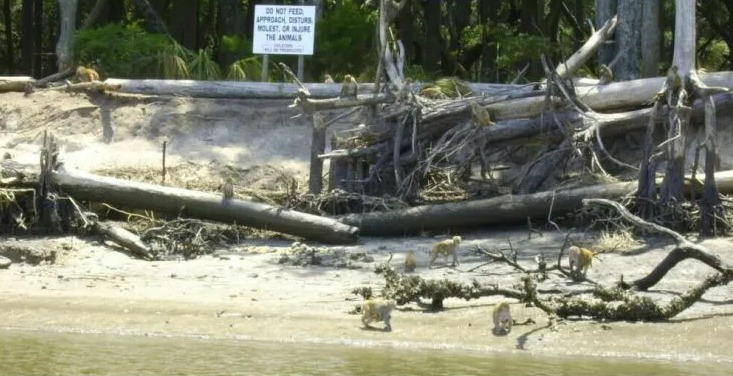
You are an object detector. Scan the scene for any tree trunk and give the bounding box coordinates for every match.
[519,0,542,79]
[479,0,498,81]
[130,0,168,35]
[594,0,617,65]
[32,0,42,77]
[217,0,246,67]
[3,0,12,74]
[422,0,441,75]
[397,0,413,63]
[447,0,470,74]
[615,0,643,80]
[573,0,584,50]
[20,0,34,75]
[52,167,360,245]
[660,0,697,203]
[81,0,110,30]
[169,0,198,50]
[55,0,77,72]
[641,0,660,78]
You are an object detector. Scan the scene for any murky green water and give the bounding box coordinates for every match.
[0,329,729,376]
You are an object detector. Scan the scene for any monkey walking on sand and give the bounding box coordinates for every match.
[492,302,513,335]
[567,246,594,279]
[361,298,397,332]
[404,250,417,272]
[428,236,462,268]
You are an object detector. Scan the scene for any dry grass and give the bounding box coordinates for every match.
[589,230,641,254]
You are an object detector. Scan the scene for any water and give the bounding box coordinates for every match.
[0,329,729,376]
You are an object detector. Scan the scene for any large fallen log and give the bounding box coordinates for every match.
[98,79,531,99]
[338,170,733,236]
[52,165,359,244]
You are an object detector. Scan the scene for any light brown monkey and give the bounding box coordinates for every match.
[492,301,512,335]
[75,66,100,82]
[324,74,334,84]
[598,64,613,85]
[568,246,594,278]
[339,74,358,99]
[404,250,416,272]
[361,298,396,331]
[469,100,493,127]
[428,236,462,268]
[222,181,234,200]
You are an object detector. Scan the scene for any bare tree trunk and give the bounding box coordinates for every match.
[641,0,660,78]
[594,0,617,65]
[660,0,697,203]
[55,0,78,72]
[615,0,643,80]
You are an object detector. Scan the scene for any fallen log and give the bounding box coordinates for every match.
[339,181,638,235]
[0,77,34,93]
[580,71,733,111]
[93,221,154,260]
[99,79,531,99]
[52,165,359,244]
[338,170,733,235]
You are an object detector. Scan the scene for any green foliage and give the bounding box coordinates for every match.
[188,47,221,80]
[487,23,551,79]
[225,56,262,81]
[156,41,191,79]
[312,0,377,79]
[74,22,179,78]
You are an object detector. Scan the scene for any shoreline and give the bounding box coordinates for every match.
[1,234,732,365]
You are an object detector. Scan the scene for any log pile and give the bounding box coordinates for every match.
[287,14,733,236]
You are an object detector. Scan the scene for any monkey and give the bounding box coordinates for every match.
[428,235,461,268]
[361,298,397,332]
[598,64,613,85]
[222,181,234,200]
[666,65,682,91]
[568,246,594,278]
[468,100,494,127]
[492,301,513,335]
[75,66,100,83]
[339,74,358,99]
[404,250,416,272]
[324,74,334,84]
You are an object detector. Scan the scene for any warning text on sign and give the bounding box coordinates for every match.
[252,5,316,55]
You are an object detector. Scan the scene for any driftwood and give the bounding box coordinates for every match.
[0,77,35,92]
[49,81,123,93]
[555,15,618,80]
[93,220,154,260]
[51,165,359,244]
[339,170,733,236]
[339,180,637,235]
[584,198,733,291]
[88,79,532,99]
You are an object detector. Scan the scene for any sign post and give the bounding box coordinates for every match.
[253,4,316,81]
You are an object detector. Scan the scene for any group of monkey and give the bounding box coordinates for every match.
[360,238,596,336]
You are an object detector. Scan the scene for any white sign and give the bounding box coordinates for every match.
[252,5,316,55]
